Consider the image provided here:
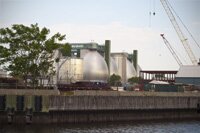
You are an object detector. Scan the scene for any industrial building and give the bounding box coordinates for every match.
[142,65,200,92]
[55,40,139,85]
[111,52,137,83]
[70,42,105,57]
[175,65,200,87]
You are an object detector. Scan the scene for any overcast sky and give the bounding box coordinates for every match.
[1,0,200,70]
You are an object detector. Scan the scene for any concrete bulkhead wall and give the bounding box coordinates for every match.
[49,95,200,111]
[1,90,200,124]
[0,108,200,124]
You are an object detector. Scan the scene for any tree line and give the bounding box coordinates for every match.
[0,24,71,88]
[0,23,140,89]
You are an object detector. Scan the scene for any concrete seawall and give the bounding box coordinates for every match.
[0,90,200,124]
[49,95,200,111]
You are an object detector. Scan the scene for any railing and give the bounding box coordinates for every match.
[0,83,18,89]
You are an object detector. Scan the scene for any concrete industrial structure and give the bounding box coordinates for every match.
[70,42,105,57]
[56,40,140,84]
[111,53,137,83]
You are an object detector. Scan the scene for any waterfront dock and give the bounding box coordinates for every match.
[0,89,200,124]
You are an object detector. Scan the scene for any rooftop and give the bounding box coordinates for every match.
[176,65,200,78]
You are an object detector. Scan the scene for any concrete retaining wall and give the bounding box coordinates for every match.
[49,95,200,111]
[1,90,200,124]
[0,109,199,124]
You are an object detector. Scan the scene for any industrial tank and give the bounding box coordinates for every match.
[111,53,137,83]
[83,51,109,82]
[59,58,83,84]
[126,59,137,79]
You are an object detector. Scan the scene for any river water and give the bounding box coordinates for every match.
[1,120,200,133]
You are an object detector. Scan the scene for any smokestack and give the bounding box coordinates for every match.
[105,40,111,76]
[133,50,138,73]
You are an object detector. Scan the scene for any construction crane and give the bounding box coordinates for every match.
[160,0,198,65]
[160,34,183,66]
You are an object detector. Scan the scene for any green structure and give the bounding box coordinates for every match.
[127,50,138,74]
[133,50,138,72]
[70,42,105,57]
[105,40,111,76]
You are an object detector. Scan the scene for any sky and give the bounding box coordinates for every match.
[0,0,200,70]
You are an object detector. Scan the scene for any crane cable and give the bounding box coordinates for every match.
[149,0,156,27]
[170,42,189,65]
[149,0,152,27]
[167,0,200,49]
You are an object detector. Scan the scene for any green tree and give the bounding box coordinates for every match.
[60,43,71,57]
[0,24,71,88]
[109,74,121,86]
[128,77,141,84]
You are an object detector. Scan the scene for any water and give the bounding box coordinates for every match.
[1,120,200,133]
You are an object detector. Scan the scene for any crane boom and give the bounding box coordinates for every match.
[160,0,197,65]
[160,34,183,66]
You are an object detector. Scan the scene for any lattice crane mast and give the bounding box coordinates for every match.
[160,0,197,65]
[160,34,183,66]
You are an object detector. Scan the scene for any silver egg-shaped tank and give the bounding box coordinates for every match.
[83,51,109,82]
[110,57,118,75]
[126,59,137,79]
[59,58,83,84]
